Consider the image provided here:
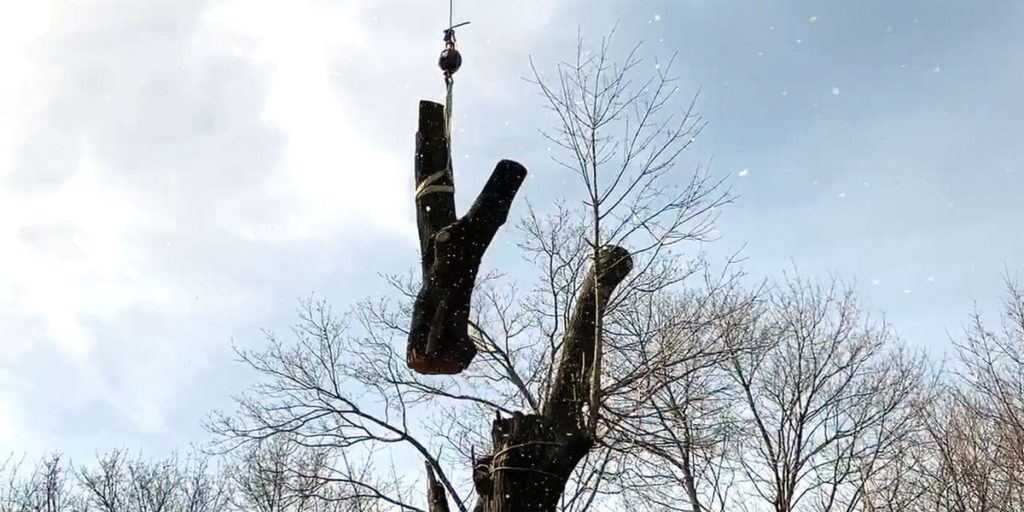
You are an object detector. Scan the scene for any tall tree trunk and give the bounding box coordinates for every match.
[470,247,632,512]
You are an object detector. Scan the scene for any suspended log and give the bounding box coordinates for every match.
[407,100,528,375]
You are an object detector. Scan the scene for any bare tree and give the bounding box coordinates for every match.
[528,28,724,434]
[0,453,84,512]
[911,277,1024,512]
[226,435,358,512]
[592,280,759,512]
[723,276,926,512]
[1,448,319,512]
[953,277,1024,497]
[207,28,729,512]
[206,300,438,511]
[176,454,232,512]
[917,392,1013,511]
[125,456,183,512]
[78,451,129,512]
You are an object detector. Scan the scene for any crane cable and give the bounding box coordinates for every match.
[415,1,469,200]
[442,0,470,147]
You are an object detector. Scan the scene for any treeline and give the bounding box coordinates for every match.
[599,277,1024,512]
[0,436,386,512]
[4,277,1021,512]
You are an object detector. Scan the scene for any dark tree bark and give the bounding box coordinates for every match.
[470,246,633,512]
[472,413,592,512]
[408,100,528,375]
[542,245,633,436]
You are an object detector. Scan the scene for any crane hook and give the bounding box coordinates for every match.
[438,21,470,79]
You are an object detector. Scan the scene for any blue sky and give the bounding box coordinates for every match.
[0,0,1021,462]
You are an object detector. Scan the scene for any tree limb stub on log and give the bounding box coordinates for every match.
[408,100,528,375]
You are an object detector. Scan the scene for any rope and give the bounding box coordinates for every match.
[444,75,454,185]
[415,74,455,201]
[437,0,456,198]
[415,169,454,199]
[414,0,466,200]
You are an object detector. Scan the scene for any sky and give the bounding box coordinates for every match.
[0,0,1021,462]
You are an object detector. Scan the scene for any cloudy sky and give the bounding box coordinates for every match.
[1,0,1021,461]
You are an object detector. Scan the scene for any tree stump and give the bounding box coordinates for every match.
[407,100,528,375]
[472,412,592,512]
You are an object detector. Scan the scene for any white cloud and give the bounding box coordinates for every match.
[206,0,411,240]
[0,0,567,457]
[0,0,423,453]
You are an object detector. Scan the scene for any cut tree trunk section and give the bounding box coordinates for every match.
[407,100,528,375]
